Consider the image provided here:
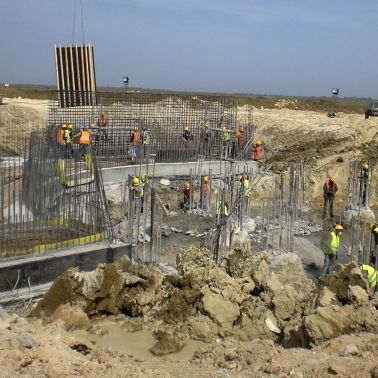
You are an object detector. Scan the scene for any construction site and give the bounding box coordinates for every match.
[0,14,378,378]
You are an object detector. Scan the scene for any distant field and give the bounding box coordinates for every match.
[0,84,370,114]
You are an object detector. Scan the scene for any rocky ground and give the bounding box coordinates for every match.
[1,245,373,377]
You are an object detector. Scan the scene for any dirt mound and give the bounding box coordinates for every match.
[32,247,378,349]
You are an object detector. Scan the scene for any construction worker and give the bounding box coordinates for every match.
[233,127,244,157]
[369,223,378,266]
[200,176,209,210]
[182,127,194,150]
[78,125,92,156]
[253,140,263,161]
[130,127,141,162]
[216,200,229,221]
[97,113,108,141]
[89,123,99,144]
[222,126,231,158]
[360,264,377,290]
[200,124,211,155]
[183,182,191,209]
[323,176,338,219]
[56,124,67,158]
[320,224,343,276]
[131,176,144,214]
[141,126,150,159]
[64,124,74,158]
[360,163,371,207]
[243,175,251,198]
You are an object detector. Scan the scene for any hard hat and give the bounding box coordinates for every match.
[184,127,189,132]
[61,123,67,129]
[335,224,343,230]
[369,223,376,229]
[204,176,208,182]
[133,177,140,186]
[67,124,73,130]
[90,123,96,129]
[238,175,243,181]
[363,163,369,169]
[256,140,262,145]
[330,176,336,182]
[184,183,190,189]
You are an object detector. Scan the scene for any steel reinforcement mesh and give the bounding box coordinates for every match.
[47,91,254,167]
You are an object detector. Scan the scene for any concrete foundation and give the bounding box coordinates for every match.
[0,241,130,294]
[101,160,259,185]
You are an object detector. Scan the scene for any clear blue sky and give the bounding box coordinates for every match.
[1,0,377,97]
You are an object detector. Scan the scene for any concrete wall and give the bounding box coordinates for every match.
[102,160,259,184]
[0,242,131,293]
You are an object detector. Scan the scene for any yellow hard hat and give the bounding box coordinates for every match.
[330,176,336,182]
[133,177,140,186]
[238,175,243,181]
[90,123,96,129]
[67,124,73,130]
[61,123,67,129]
[256,140,262,145]
[184,183,190,189]
[184,127,189,132]
[204,176,208,182]
[369,223,376,229]
[335,224,343,230]
[363,163,369,169]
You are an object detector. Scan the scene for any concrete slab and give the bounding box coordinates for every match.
[101,160,259,184]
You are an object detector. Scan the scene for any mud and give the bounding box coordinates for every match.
[31,245,378,351]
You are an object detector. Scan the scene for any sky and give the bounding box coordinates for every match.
[1,0,378,98]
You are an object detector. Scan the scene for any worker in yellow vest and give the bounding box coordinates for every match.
[320,224,343,276]
[360,264,377,290]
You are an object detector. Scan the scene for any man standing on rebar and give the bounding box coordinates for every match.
[183,127,194,152]
[323,176,338,219]
[183,182,191,210]
[321,224,343,276]
[56,124,67,158]
[222,126,231,158]
[369,223,378,266]
[130,126,141,163]
[253,140,263,162]
[131,177,144,214]
[200,176,209,210]
[64,124,74,159]
[200,124,211,155]
[233,127,244,157]
[97,113,108,141]
[360,163,371,207]
[141,125,150,160]
[77,125,92,157]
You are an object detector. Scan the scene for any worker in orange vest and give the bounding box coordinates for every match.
[253,140,263,161]
[78,125,92,157]
[200,176,209,210]
[97,113,108,141]
[233,127,244,157]
[323,176,338,219]
[130,127,141,162]
[56,124,67,158]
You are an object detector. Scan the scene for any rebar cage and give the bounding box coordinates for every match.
[47,90,254,167]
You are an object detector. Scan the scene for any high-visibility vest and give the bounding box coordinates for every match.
[132,131,141,144]
[323,231,339,255]
[133,186,144,198]
[325,180,337,191]
[223,131,231,142]
[216,202,229,216]
[360,265,377,289]
[142,131,150,145]
[64,129,72,144]
[79,130,91,145]
[244,179,251,197]
[57,129,66,146]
